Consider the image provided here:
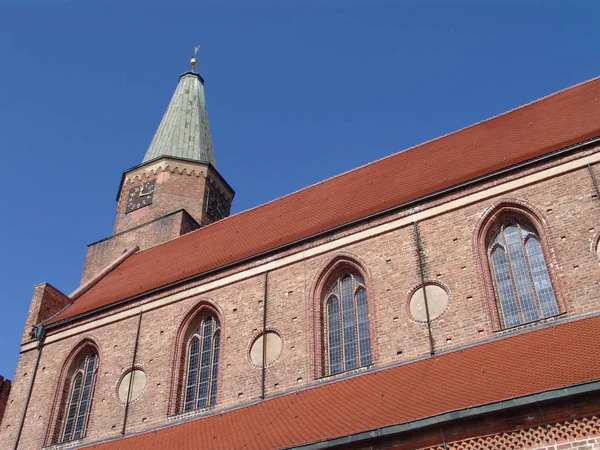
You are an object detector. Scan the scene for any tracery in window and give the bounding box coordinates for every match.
[324,273,371,375]
[489,221,559,328]
[183,315,220,412]
[61,352,98,443]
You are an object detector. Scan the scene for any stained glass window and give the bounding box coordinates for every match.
[489,221,559,328]
[61,352,97,443]
[183,315,220,412]
[324,273,371,375]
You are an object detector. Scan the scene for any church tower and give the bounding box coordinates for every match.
[81,61,234,284]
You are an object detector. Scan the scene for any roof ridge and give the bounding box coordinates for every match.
[397,74,600,156]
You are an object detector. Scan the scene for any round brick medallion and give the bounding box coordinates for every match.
[250,331,282,366]
[409,284,449,322]
[118,369,147,403]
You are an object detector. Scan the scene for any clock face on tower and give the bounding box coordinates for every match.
[205,188,227,222]
[125,179,156,214]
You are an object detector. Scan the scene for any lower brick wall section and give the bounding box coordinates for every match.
[438,438,600,450]
[436,419,600,450]
[531,439,600,450]
[0,375,11,426]
[353,392,600,450]
[540,439,600,450]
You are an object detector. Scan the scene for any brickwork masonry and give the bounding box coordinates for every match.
[3,148,600,448]
[0,375,11,427]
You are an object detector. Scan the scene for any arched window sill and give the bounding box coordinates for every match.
[316,363,374,382]
[44,439,84,450]
[168,405,216,422]
[493,312,567,334]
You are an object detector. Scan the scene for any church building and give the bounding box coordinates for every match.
[3,56,600,450]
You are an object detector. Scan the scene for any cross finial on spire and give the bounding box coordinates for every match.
[190,45,200,72]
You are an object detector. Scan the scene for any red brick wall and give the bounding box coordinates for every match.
[81,209,200,285]
[113,160,232,235]
[20,283,71,345]
[2,146,600,448]
[0,375,11,427]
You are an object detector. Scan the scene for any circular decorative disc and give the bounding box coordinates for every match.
[250,331,282,366]
[118,369,147,403]
[409,284,449,322]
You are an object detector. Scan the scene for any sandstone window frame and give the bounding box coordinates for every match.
[45,339,100,446]
[593,232,600,259]
[311,254,375,378]
[475,201,565,330]
[168,300,223,415]
[324,272,371,375]
[182,315,220,412]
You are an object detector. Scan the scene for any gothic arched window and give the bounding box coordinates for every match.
[488,220,559,328]
[60,351,98,443]
[324,273,371,375]
[183,315,220,412]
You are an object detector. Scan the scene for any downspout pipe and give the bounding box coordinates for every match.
[122,311,143,436]
[414,221,435,356]
[440,428,448,450]
[261,272,269,399]
[13,324,46,450]
[588,164,600,199]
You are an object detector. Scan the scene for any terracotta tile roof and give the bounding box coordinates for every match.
[51,76,600,324]
[81,314,600,450]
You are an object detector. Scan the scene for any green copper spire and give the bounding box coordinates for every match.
[143,71,216,166]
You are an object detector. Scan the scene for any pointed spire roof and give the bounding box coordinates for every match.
[143,71,216,166]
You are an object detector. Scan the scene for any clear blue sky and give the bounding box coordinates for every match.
[1,1,599,378]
